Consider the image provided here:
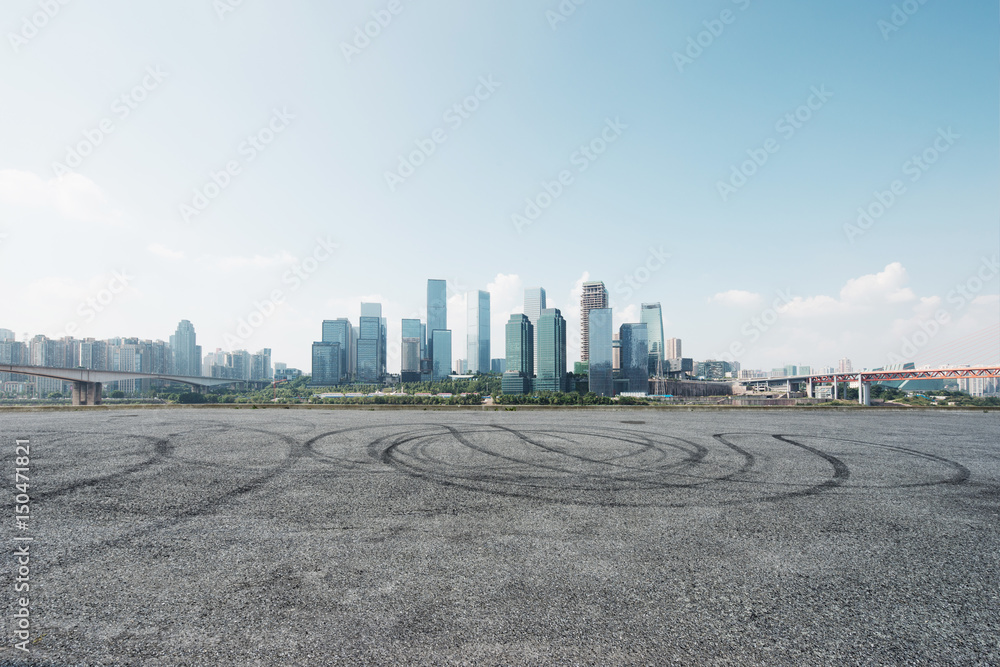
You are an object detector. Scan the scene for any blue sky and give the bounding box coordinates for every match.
[1,0,997,372]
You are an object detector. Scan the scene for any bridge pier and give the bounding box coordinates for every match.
[807,378,813,398]
[833,381,838,400]
[859,379,870,406]
[71,382,102,406]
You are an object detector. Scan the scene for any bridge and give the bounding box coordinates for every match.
[737,366,1000,405]
[0,365,242,405]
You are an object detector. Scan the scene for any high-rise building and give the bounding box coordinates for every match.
[401,337,421,382]
[251,348,272,381]
[0,329,15,342]
[524,287,546,372]
[587,308,613,396]
[838,358,853,373]
[431,329,452,381]
[619,323,649,394]
[322,319,352,382]
[612,332,621,371]
[358,303,384,383]
[169,320,201,377]
[467,290,490,374]
[427,279,447,372]
[580,281,608,362]
[490,358,507,374]
[535,308,567,392]
[666,338,682,360]
[641,303,664,376]
[503,314,533,395]
[311,342,340,385]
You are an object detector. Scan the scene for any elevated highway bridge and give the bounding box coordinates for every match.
[0,365,242,405]
[737,366,999,405]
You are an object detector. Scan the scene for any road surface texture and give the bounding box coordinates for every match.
[2,408,998,666]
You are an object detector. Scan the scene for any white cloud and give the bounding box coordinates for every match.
[210,251,297,272]
[0,169,120,225]
[838,262,915,305]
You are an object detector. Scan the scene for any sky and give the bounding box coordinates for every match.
[1,0,997,374]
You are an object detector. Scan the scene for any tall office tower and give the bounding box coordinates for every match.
[431,330,452,381]
[0,328,14,341]
[467,290,490,374]
[619,323,649,394]
[251,348,272,381]
[490,358,507,374]
[524,287,546,372]
[169,320,202,377]
[311,342,340,385]
[535,308,567,392]
[503,314,533,394]
[419,323,427,360]
[587,308,613,396]
[350,325,359,379]
[322,318,353,382]
[358,303,384,383]
[401,337,421,382]
[640,303,665,376]
[838,358,853,373]
[666,337,682,360]
[579,281,608,361]
[505,314,534,377]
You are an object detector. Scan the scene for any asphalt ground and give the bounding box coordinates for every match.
[2,408,998,666]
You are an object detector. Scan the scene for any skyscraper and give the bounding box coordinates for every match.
[401,318,423,382]
[503,314,533,394]
[619,323,649,394]
[427,279,447,372]
[358,303,384,383]
[535,308,567,392]
[431,330,452,381]
[311,342,340,385]
[322,318,352,382]
[666,337,682,360]
[467,290,490,374]
[524,287,546,373]
[641,303,665,376]
[580,281,608,362]
[169,320,201,377]
[587,308,613,396]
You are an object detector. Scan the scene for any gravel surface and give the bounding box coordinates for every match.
[2,408,998,666]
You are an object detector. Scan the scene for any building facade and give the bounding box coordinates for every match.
[535,308,567,392]
[467,290,490,374]
[579,281,608,362]
[640,303,664,376]
[619,323,649,394]
[587,308,613,396]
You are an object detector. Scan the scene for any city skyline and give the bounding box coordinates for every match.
[0,3,996,375]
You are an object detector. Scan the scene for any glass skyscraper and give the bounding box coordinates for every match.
[503,314,533,394]
[427,279,447,371]
[640,303,665,376]
[358,303,384,383]
[311,341,340,386]
[431,329,452,381]
[619,323,649,394]
[467,290,490,374]
[321,318,352,382]
[524,287,546,373]
[587,308,613,396]
[535,308,566,392]
[401,318,423,381]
